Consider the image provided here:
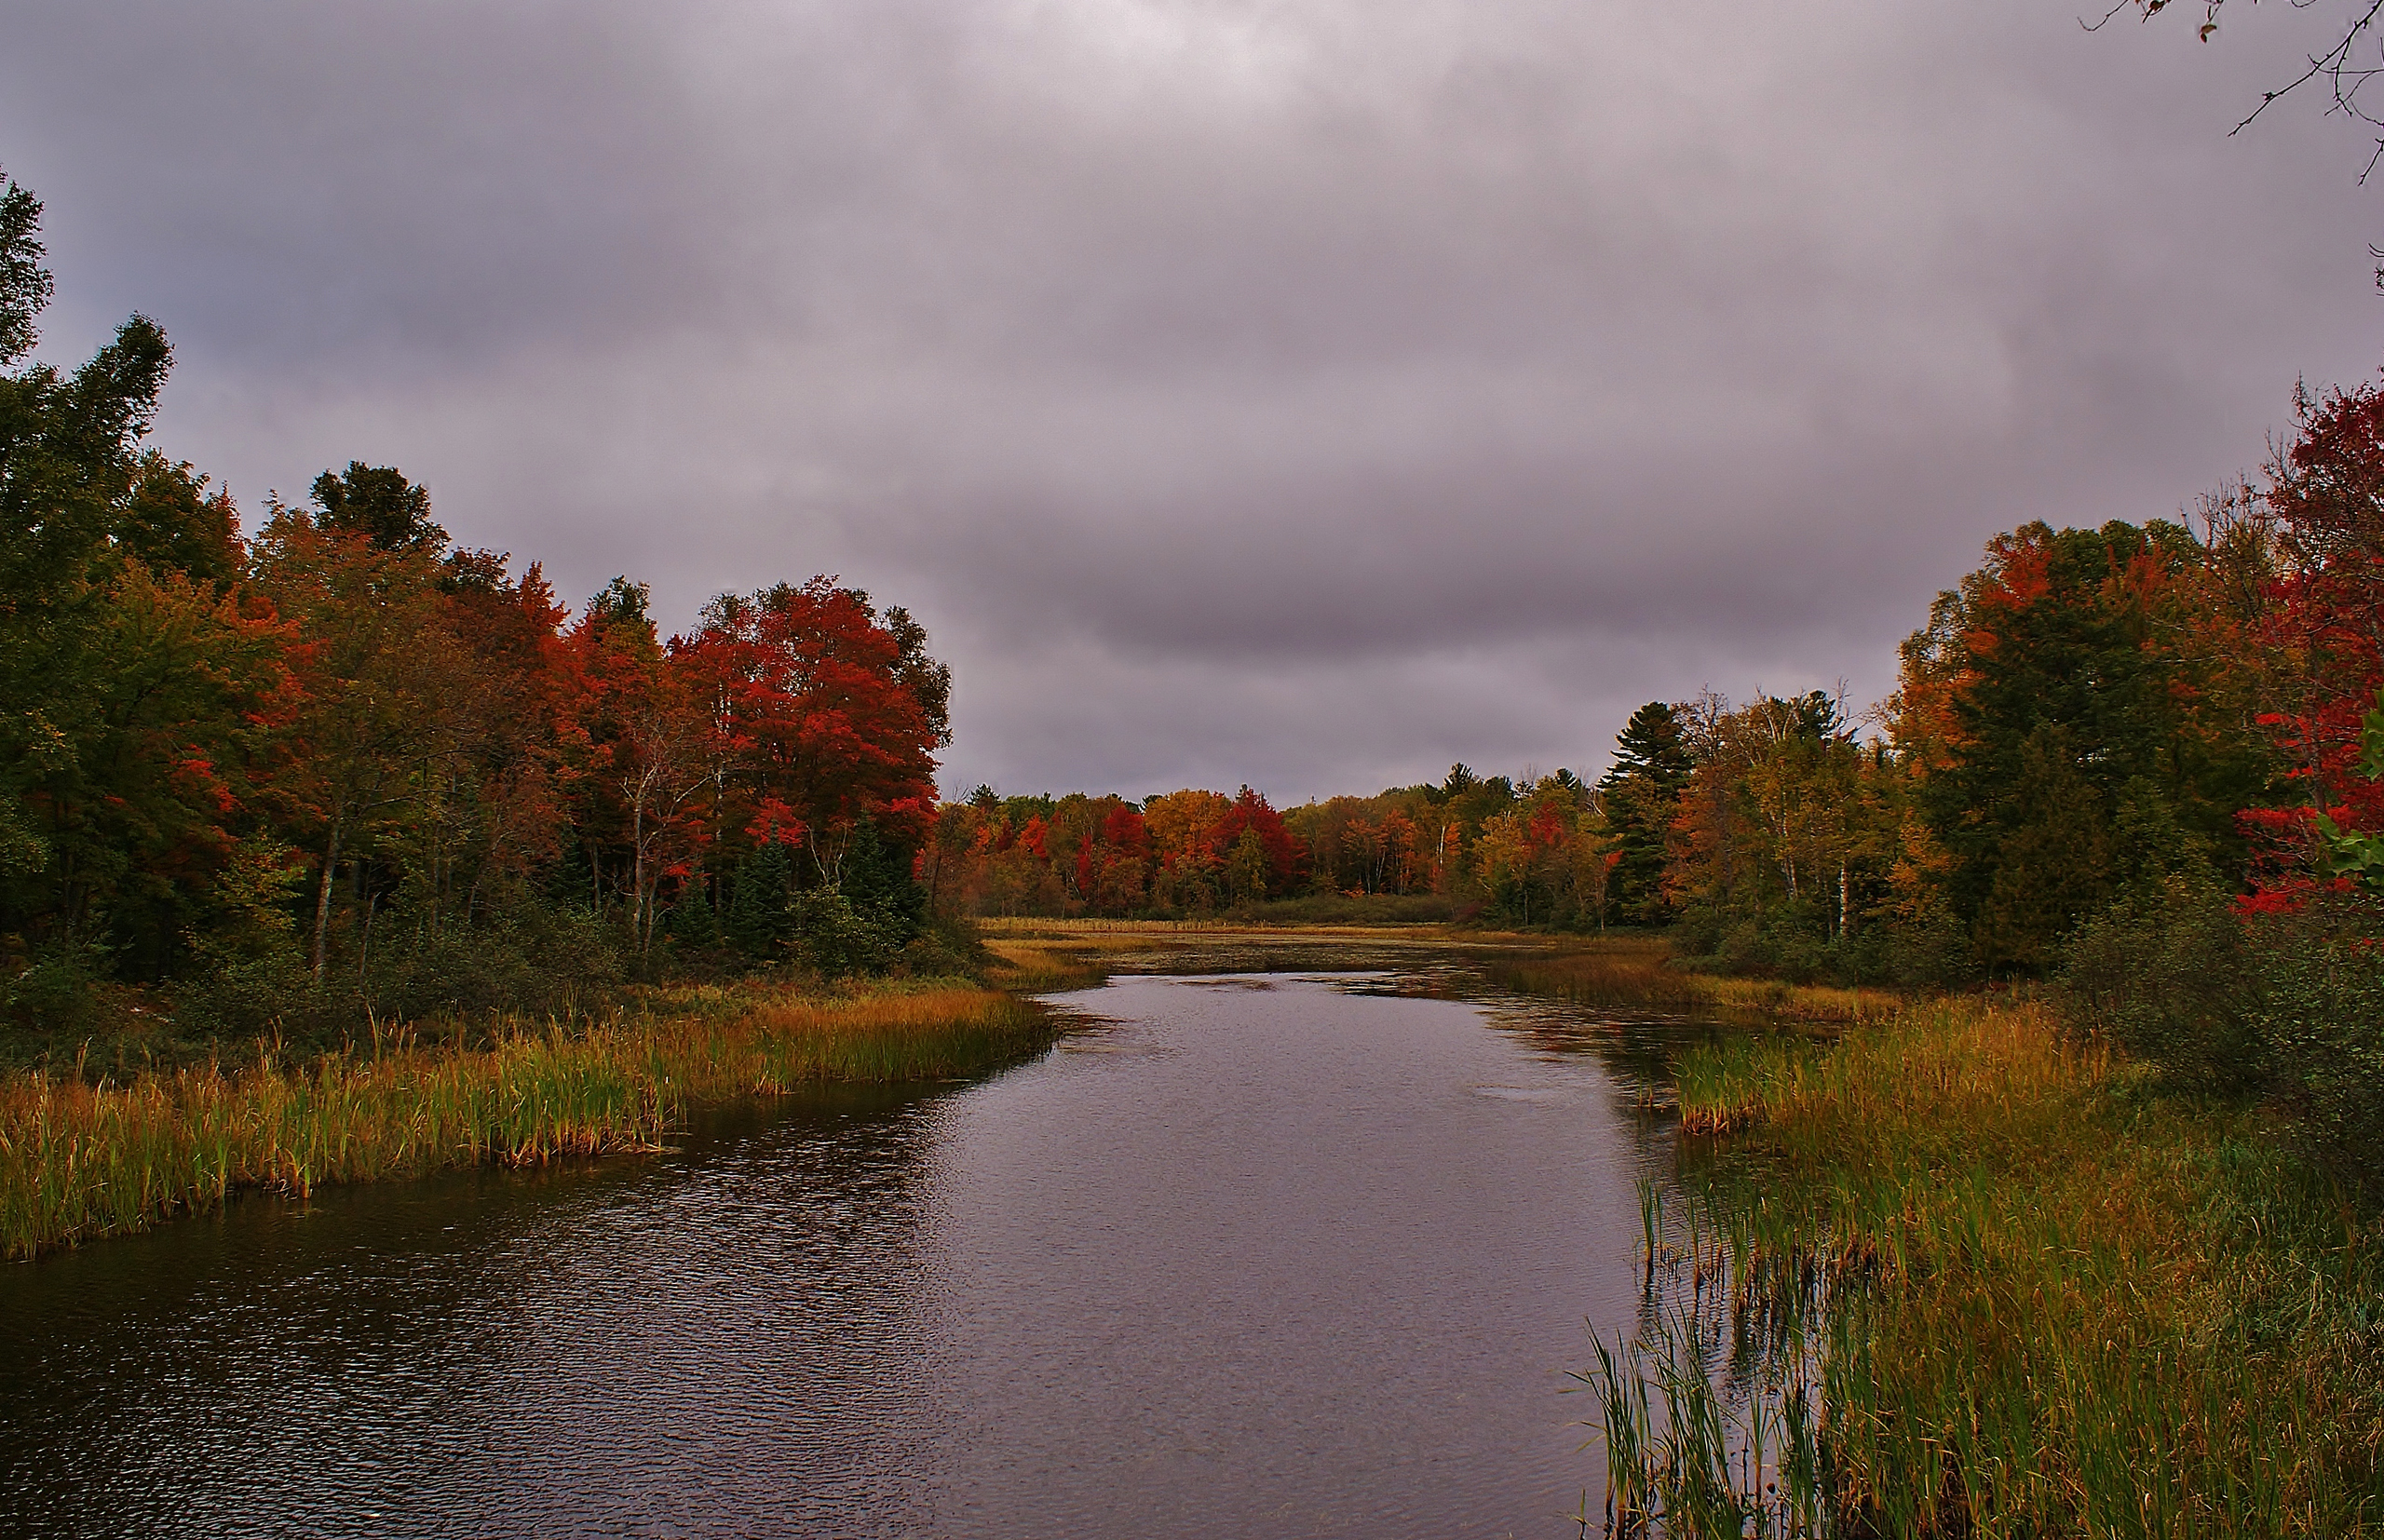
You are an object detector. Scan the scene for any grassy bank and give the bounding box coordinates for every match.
[0,980,1053,1263]
[1477,933,1903,1024]
[1582,991,2384,1535]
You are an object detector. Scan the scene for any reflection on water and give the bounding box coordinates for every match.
[1,968,1715,1538]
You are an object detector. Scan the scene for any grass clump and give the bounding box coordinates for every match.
[0,981,1052,1263]
[1589,995,2384,1535]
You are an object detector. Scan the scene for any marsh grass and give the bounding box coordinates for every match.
[1485,939,1902,1025]
[1587,995,2384,1535]
[0,981,1051,1263]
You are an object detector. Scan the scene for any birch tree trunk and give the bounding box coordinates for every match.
[312,814,345,981]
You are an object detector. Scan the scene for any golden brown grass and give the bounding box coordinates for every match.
[0,981,1050,1263]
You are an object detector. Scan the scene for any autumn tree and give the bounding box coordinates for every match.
[678,579,945,873]
[2243,377,2384,903]
[1145,789,1234,911]
[1895,520,2274,971]
[0,167,289,976]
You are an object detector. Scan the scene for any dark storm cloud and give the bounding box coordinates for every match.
[6,0,2380,800]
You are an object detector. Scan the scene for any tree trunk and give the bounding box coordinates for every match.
[312,816,345,981]
[632,794,648,959]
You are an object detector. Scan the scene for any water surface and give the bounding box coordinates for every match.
[0,969,1704,1537]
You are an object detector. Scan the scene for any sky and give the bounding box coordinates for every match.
[6,1,2382,803]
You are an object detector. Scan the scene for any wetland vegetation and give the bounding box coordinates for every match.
[0,979,1052,1262]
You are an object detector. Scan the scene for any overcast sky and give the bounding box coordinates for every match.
[6,1,2380,801]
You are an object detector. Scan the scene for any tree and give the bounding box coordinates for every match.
[0,169,176,899]
[310,463,447,555]
[1145,789,1234,910]
[833,817,928,960]
[2118,0,2384,179]
[1597,702,1694,925]
[1894,520,2273,970]
[1214,786,1306,898]
[2242,376,2384,904]
[0,168,286,975]
[675,578,946,884]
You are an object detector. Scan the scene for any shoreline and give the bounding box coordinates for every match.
[0,979,1058,1263]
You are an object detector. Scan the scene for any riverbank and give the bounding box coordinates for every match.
[1594,990,2384,1533]
[0,979,1053,1263]
[978,918,1905,1028]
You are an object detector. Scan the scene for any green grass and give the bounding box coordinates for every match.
[0,980,1055,1263]
[1582,994,2384,1535]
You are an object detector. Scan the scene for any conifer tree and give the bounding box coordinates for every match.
[726,839,793,959]
[1597,702,1694,925]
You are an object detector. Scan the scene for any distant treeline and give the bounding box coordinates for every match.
[934,397,2384,998]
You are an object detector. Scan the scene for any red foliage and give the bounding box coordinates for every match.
[2245,379,2384,906]
[672,578,942,851]
[1214,785,1308,891]
[1101,804,1149,855]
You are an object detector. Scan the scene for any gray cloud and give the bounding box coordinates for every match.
[7,0,2380,801]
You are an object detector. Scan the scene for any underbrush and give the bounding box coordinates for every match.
[1664,901,1971,991]
[0,980,1053,1263]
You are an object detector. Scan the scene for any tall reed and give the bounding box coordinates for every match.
[1589,995,2384,1535]
[0,984,1051,1263]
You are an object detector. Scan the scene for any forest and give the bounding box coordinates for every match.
[6,147,2384,1147]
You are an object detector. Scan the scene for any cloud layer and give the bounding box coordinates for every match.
[7,0,2381,799]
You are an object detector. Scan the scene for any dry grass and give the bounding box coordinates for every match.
[0,981,1051,1263]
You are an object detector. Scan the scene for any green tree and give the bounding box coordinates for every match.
[1903,520,2273,972]
[726,838,793,959]
[833,817,927,957]
[0,168,232,963]
[310,463,448,555]
[1225,826,1269,905]
[1597,702,1694,925]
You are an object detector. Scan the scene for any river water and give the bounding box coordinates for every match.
[0,967,1708,1538]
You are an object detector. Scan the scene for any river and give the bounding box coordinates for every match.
[0,966,1711,1538]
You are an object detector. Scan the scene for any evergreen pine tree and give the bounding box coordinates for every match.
[726,840,793,960]
[665,871,723,950]
[1596,701,1694,925]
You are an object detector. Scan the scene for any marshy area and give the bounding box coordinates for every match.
[0,979,1053,1263]
[985,920,2384,1533]
[1571,982,2384,1534]
[5,924,2383,1534]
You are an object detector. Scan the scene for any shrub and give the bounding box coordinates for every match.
[358,905,626,1037]
[2,946,107,1033]
[2062,873,2263,1090]
[790,889,890,976]
[2247,897,2384,1165]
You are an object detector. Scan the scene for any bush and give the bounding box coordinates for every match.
[2,945,107,1033]
[791,889,891,976]
[358,905,626,1036]
[2247,898,2384,1163]
[2062,873,2263,1090]
[892,914,990,979]
[1667,900,1962,989]
[174,949,343,1047]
